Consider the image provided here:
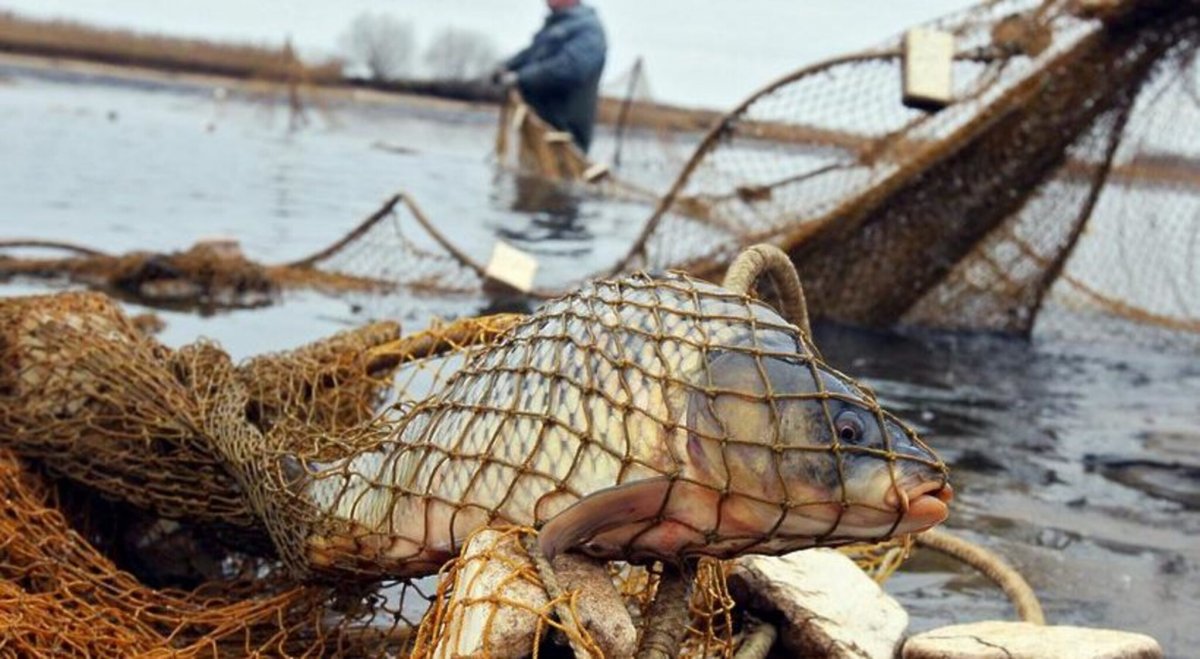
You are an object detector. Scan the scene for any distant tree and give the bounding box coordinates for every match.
[339,12,415,81]
[423,27,499,80]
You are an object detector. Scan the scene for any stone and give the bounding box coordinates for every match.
[429,529,637,659]
[902,620,1163,659]
[727,548,908,659]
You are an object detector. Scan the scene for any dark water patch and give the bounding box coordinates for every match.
[1085,456,1200,509]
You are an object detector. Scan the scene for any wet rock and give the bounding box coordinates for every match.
[430,529,635,659]
[903,621,1163,659]
[955,448,1008,474]
[727,548,908,659]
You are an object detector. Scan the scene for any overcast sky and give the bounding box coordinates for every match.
[2,0,975,108]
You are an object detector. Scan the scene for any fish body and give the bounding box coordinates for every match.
[298,273,949,576]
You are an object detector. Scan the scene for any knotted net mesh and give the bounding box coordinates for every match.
[1,262,945,656]
[235,272,947,583]
[304,0,1200,348]
[4,1,1196,347]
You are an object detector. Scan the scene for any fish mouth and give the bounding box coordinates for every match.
[885,480,953,532]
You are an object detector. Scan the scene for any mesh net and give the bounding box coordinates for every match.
[236,272,947,583]
[0,447,431,658]
[6,1,1197,346]
[1,262,946,656]
[302,0,1200,348]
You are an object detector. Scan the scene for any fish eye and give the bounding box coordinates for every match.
[834,409,866,444]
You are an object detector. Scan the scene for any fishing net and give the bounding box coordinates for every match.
[0,291,258,532]
[231,271,946,585]
[602,0,1200,348]
[1,253,949,656]
[0,293,524,657]
[285,0,1200,347]
[0,447,435,658]
[0,237,390,312]
[494,91,607,186]
[493,60,696,200]
[8,0,1198,347]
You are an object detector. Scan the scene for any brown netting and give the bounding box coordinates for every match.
[6,0,1197,346]
[0,291,258,532]
[279,0,1200,346]
[234,272,947,584]
[0,447,432,658]
[0,294,533,657]
[2,1,1197,349]
[1,256,949,656]
[0,193,472,313]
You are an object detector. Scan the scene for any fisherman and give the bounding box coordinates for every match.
[494,0,607,153]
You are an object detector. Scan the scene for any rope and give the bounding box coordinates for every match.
[635,568,692,659]
[0,239,111,258]
[721,243,812,338]
[284,194,402,268]
[916,529,1046,625]
[520,534,591,659]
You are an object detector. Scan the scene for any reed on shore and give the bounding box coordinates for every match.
[0,11,342,83]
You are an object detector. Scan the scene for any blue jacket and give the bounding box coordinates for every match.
[506,5,607,152]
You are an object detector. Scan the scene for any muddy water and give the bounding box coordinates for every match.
[2,66,1198,657]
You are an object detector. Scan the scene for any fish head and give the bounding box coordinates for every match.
[678,346,951,556]
[539,341,951,563]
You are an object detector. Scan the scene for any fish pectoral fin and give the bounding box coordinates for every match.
[538,477,673,559]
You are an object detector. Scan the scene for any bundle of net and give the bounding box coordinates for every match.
[0,252,950,657]
[0,291,518,656]
[0,215,400,312]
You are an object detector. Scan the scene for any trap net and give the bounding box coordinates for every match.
[1,254,947,656]
[301,0,1200,348]
[5,0,1197,347]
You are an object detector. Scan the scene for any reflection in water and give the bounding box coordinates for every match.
[494,174,591,245]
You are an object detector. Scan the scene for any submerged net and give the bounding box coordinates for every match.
[1,257,946,656]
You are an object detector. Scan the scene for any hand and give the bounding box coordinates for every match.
[498,70,519,88]
[490,66,511,85]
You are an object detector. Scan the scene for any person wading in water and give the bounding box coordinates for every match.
[495,0,607,153]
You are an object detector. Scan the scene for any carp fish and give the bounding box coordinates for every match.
[292,273,950,577]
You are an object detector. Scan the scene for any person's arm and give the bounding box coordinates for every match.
[514,26,605,94]
[505,43,536,72]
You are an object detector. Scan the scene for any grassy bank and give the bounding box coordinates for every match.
[0,11,343,83]
[0,11,735,136]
